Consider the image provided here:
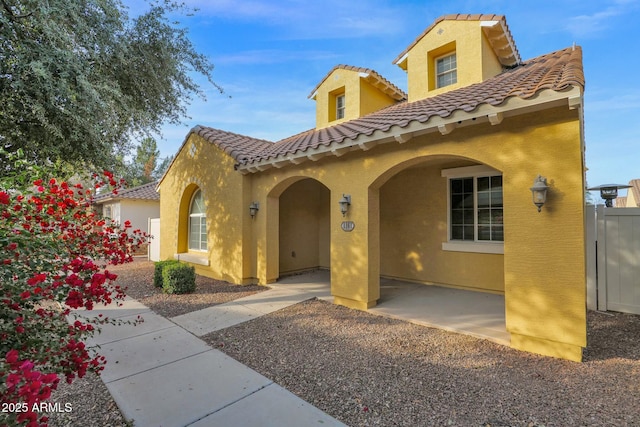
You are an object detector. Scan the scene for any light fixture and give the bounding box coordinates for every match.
[530,175,549,212]
[338,194,351,217]
[249,202,259,218]
[587,184,631,207]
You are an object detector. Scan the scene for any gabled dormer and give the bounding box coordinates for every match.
[309,65,406,130]
[393,14,521,102]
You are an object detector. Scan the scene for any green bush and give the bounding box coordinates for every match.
[153,259,180,287]
[162,263,196,294]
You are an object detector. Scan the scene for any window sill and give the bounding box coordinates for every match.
[442,241,504,254]
[174,252,210,266]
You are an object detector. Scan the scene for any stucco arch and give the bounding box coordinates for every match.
[368,153,503,191]
[263,175,331,282]
[265,174,332,199]
[368,153,506,293]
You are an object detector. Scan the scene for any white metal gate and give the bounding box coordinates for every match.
[587,206,640,314]
[148,218,161,262]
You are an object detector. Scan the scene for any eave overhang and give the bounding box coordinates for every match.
[237,86,582,174]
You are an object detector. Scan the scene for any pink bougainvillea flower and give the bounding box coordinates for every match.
[0,190,9,204]
[27,273,47,286]
[6,349,19,364]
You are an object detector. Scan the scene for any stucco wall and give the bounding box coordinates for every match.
[119,199,159,235]
[405,20,503,101]
[158,133,253,284]
[379,161,504,292]
[314,68,399,129]
[279,178,330,274]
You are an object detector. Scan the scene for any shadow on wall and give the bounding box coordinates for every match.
[279,178,330,275]
[161,134,249,283]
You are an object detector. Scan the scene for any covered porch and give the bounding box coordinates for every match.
[276,271,508,345]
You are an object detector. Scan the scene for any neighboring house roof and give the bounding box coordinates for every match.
[308,64,407,101]
[392,14,521,68]
[94,180,160,204]
[627,179,640,207]
[615,197,627,207]
[614,180,639,207]
[169,44,583,176]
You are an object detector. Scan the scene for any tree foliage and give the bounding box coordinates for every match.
[0,0,219,172]
[116,137,173,186]
[125,137,160,186]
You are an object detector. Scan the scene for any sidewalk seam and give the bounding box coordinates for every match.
[103,348,214,384]
[182,381,275,426]
[89,324,178,346]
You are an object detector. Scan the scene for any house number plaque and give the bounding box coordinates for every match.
[341,221,355,232]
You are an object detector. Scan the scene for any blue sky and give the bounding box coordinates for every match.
[133,0,640,198]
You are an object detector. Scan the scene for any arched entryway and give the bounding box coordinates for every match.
[370,155,508,343]
[265,177,331,279]
[376,156,505,291]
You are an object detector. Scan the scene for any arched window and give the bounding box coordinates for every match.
[189,189,207,251]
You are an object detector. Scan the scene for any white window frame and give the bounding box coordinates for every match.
[188,189,207,252]
[336,94,345,120]
[441,165,504,254]
[435,53,457,89]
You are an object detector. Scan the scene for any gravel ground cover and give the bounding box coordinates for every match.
[108,258,266,318]
[46,260,640,426]
[205,302,640,427]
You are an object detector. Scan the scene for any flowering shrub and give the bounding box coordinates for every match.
[0,152,148,426]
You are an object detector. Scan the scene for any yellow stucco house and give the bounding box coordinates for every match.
[158,14,587,361]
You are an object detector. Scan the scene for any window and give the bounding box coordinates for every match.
[442,166,504,253]
[336,94,345,120]
[188,189,207,251]
[103,203,120,224]
[436,53,457,88]
[450,176,503,242]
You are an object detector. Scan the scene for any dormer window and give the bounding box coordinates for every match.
[336,94,346,119]
[436,53,457,88]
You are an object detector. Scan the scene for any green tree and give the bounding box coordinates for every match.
[0,0,220,173]
[154,153,174,180]
[118,137,173,186]
[127,137,160,186]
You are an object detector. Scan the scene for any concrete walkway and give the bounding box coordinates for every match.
[75,270,507,426]
[171,270,333,336]
[75,284,346,427]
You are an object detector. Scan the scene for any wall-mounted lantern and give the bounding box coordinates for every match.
[530,175,549,212]
[587,184,631,207]
[249,202,259,218]
[338,194,351,217]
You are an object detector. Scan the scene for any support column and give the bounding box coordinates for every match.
[256,195,279,285]
[331,187,380,310]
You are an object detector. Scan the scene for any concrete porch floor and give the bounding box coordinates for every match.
[277,271,509,346]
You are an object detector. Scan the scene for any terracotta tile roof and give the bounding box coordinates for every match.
[308,64,407,101]
[192,126,273,164]
[95,180,159,203]
[393,14,521,67]
[615,197,627,207]
[190,45,583,171]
